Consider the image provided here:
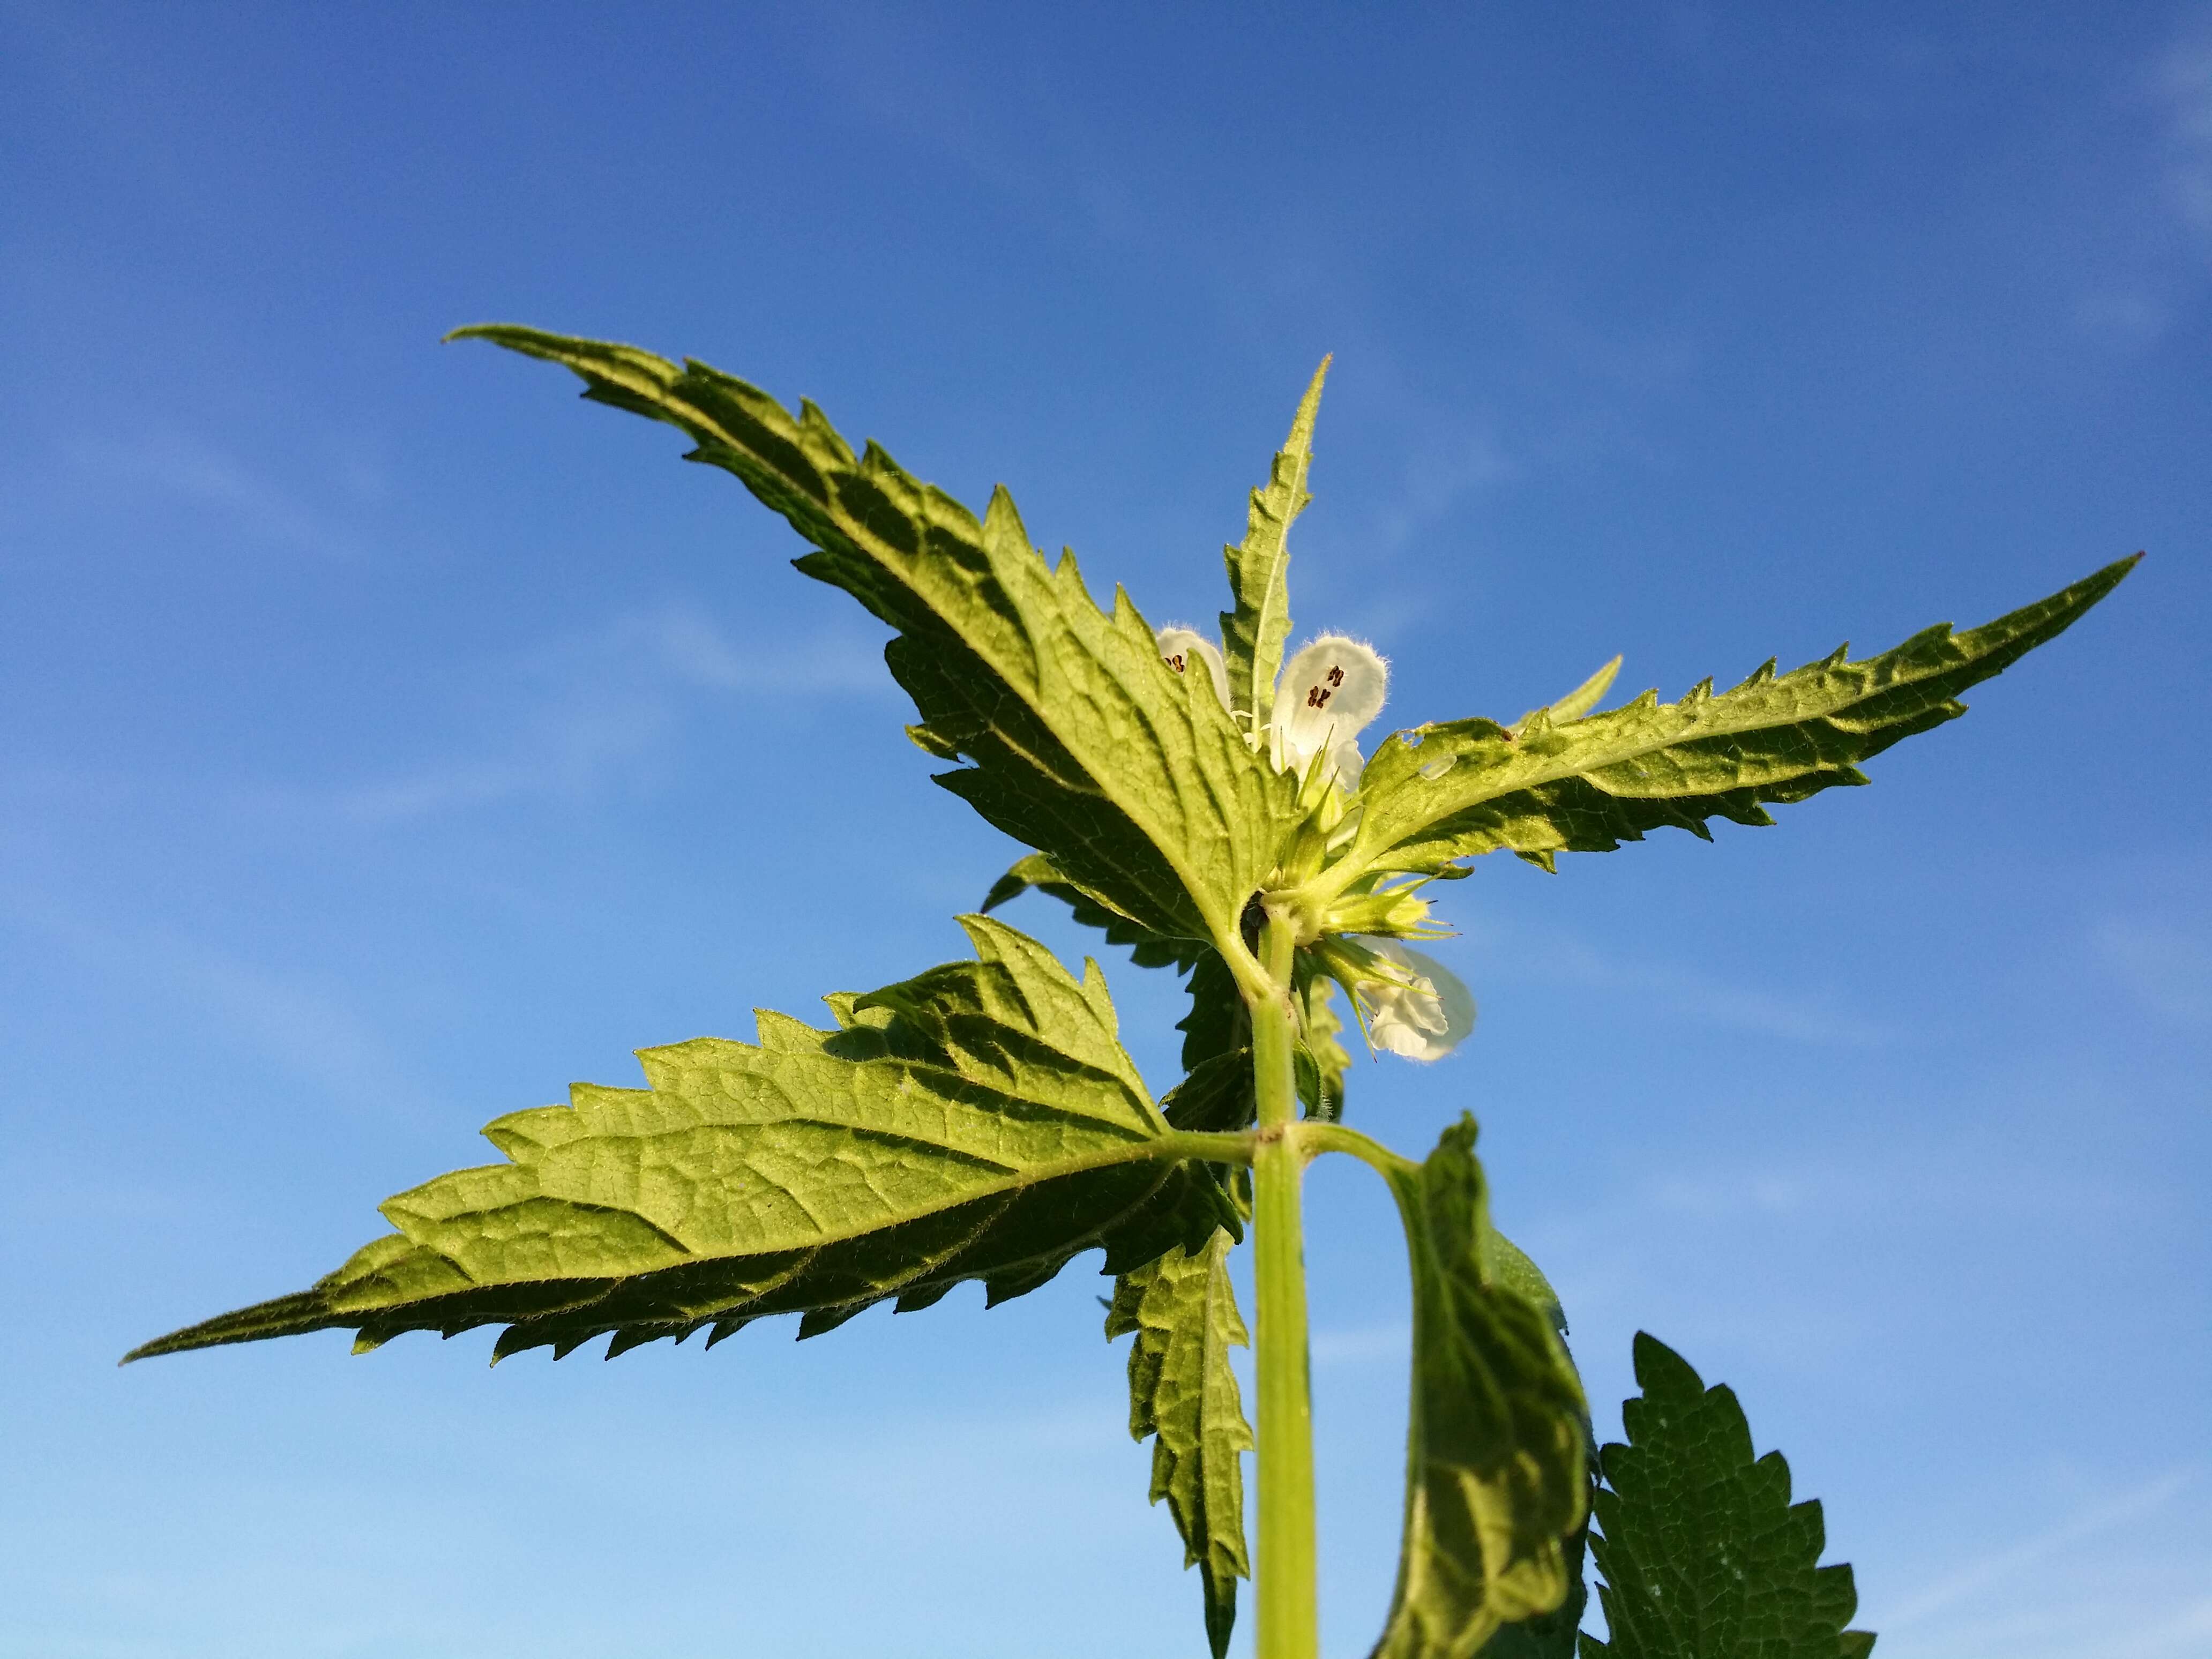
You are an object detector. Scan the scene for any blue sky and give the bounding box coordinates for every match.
[2,4,2207,1655]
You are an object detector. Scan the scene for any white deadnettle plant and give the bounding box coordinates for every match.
[128,327,2134,1659]
[1157,623,1477,1062]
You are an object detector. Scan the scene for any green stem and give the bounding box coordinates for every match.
[1298,1120,1417,1185]
[1157,1129,1261,1167]
[1251,907,1319,1659]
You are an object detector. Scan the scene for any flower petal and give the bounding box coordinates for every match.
[1361,940,1476,1062]
[1156,625,1232,713]
[1274,634,1387,775]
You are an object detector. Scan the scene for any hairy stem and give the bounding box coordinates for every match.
[1251,906,1318,1659]
[1298,1119,1417,1183]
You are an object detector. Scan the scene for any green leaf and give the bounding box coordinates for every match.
[1513,656,1623,734]
[1373,1117,1590,1659]
[1578,1333,1871,1659]
[1339,557,2138,880]
[1483,1230,1567,1346]
[1220,357,1329,727]
[453,325,1298,963]
[1469,1238,1589,1659]
[1179,935,1252,1061]
[1473,1514,1590,1659]
[126,918,1236,1365]
[982,851,1206,971]
[1294,972,1349,1122]
[1106,1228,1254,1659]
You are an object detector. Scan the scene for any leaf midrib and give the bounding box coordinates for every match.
[390,1116,1187,1271]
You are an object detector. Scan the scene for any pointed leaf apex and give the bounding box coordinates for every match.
[1631,1329,1702,1393]
[1290,356,1332,442]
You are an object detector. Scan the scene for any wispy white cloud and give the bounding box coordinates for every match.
[331,695,668,825]
[2073,286,2174,348]
[1887,1468,2196,1631]
[0,884,420,1117]
[1461,918,1892,1047]
[1364,425,1517,558]
[2091,915,2212,1024]
[2157,23,2212,251]
[292,606,893,827]
[53,431,368,561]
[617,607,889,697]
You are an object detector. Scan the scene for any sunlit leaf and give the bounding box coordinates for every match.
[1220,357,1329,728]
[128,919,1234,1365]
[1343,558,2136,879]
[1107,1228,1253,1658]
[454,325,1298,962]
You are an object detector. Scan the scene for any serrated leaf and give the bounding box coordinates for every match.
[1220,357,1329,727]
[1342,558,2136,880]
[1372,1117,1590,1659]
[1578,1334,1871,1659]
[1294,972,1349,1122]
[982,851,1206,972]
[1107,1228,1253,1659]
[454,325,1298,962]
[127,918,1235,1365]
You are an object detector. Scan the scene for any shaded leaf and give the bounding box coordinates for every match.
[455,325,1297,961]
[1578,1334,1871,1659]
[128,918,1234,1365]
[1295,972,1349,1122]
[1471,1240,1590,1659]
[1179,944,1251,1065]
[1107,1228,1253,1658]
[982,851,1205,970]
[1344,558,2137,879]
[1373,1117,1590,1659]
[1220,358,1329,728]
[1473,1511,1590,1659]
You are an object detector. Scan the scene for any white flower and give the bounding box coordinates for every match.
[1358,940,1477,1062]
[1156,627,1388,790]
[1156,625,1234,712]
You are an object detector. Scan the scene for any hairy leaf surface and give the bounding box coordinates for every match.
[128,919,1235,1365]
[454,325,1297,960]
[1107,1228,1253,1658]
[1220,358,1328,727]
[1373,1118,1590,1659]
[1343,558,2136,879]
[1579,1334,1872,1659]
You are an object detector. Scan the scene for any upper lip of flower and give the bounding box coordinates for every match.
[1156,626,1388,789]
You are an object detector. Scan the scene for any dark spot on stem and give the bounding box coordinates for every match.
[1239,892,1266,955]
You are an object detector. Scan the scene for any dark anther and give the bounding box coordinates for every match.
[1307,686,1332,708]
[1326,666,1344,686]
[1239,891,1266,954]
